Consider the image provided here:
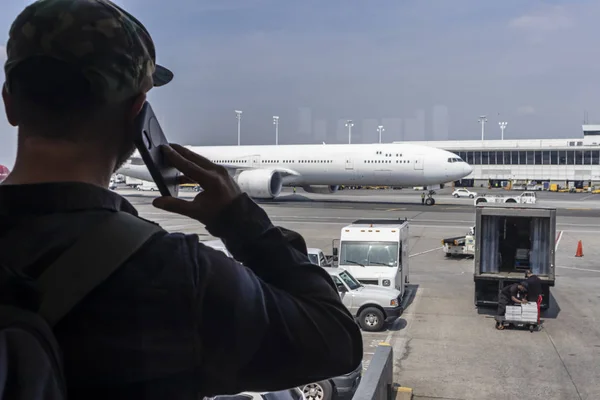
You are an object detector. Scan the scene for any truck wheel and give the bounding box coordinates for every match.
[426,198,434,205]
[302,380,332,400]
[453,194,459,198]
[469,194,474,198]
[495,321,505,330]
[529,325,535,333]
[358,307,385,332]
[476,198,487,204]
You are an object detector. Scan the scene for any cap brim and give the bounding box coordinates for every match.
[153,64,174,87]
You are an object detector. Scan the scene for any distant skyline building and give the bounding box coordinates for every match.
[297,106,312,141]
[313,119,327,143]
[381,118,403,142]
[361,118,379,143]
[432,105,449,141]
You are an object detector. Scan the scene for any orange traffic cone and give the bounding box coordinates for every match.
[575,240,583,257]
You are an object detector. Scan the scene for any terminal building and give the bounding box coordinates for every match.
[396,125,600,189]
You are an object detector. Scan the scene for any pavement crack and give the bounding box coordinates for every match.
[546,330,583,400]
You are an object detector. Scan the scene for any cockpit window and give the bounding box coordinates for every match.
[448,157,464,163]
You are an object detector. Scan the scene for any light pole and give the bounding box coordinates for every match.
[478,115,487,141]
[273,116,280,145]
[499,121,507,140]
[235,110,242,146]
[345,120,354,144]
[377,125,385,143]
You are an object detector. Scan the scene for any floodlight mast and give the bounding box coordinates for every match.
[499,121,507,140]
[235,110,243,145]
[345,120,354,144]
[478,115,487,141]
[273,116,280,145]
[377,125,385,143]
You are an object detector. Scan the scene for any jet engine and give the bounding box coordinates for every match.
[302,185,339,194]
[235,169,283,199]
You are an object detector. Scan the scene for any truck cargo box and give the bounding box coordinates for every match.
[474,203,556,310]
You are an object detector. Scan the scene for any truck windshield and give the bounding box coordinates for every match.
[338,270,362,290]
[340,241,398,267]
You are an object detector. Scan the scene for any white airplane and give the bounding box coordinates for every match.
[117,143,472,205]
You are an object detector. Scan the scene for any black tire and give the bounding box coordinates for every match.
[496,322,505,330]
[529,325,535,333]
[445,253,452,257]
[476,198,487,204]
[505,198,516,203]
[358,307,385,332]
[453,194,459,198]
[469,194,474,198]
[302,380,333,400]
[425,197,434,206]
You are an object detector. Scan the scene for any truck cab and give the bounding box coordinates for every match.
[332,219,409,301]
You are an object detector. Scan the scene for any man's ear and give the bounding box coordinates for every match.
[2,83,18,127]
[129,93,147,122]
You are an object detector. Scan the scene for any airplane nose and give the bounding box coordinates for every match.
[464,163,473,175]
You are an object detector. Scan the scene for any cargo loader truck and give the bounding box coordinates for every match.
[473,203,556,311]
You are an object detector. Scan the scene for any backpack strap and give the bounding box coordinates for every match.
[37,211,165,327]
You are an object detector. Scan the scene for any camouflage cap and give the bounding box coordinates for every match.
[3,0,173,103]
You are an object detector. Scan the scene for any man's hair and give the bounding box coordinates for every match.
[7,56,132,143]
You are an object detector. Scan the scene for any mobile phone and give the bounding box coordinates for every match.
[133,101,180,197]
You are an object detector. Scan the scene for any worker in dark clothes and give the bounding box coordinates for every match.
[421,192,425,205]
[497,283,528,317]
[524,270,543,302]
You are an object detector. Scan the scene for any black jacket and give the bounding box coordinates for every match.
[0,182,363,399]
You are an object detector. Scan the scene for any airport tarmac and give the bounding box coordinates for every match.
[120,188,600,400]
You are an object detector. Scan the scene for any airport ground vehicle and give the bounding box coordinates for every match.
[136,180,159,191]
[451,188,477,198]
[474,191,537,206]
[301,361,362,400]
[332,219,409,300]
[442,226,475,257]
[209,387,306,400]
[473,204,556,311]
[125,176,143,188]
[307,248,332,267]
[325,267,403,332]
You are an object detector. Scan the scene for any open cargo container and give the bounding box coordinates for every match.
[474,203,556,310]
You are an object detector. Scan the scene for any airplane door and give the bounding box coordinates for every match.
[414,155,424,170]
[345,157,354,170]
[251,155,261,168]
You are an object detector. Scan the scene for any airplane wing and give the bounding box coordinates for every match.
[219,163,301,177]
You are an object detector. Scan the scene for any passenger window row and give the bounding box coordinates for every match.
[364,160,411,164]
[454,150,600,166]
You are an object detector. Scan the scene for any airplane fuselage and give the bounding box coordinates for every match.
[118,143,472,198]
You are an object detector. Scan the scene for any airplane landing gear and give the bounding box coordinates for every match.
[425,190,436,206]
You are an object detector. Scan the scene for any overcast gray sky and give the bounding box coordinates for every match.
[1,0,600,167]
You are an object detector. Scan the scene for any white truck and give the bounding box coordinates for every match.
[332,219,410,301]
[125,176,144,188]
[474,191,537,206]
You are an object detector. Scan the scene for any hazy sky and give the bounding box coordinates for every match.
[1,0,600,167]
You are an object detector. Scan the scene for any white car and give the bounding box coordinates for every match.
[452,188,478,198]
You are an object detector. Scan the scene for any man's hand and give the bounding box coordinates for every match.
[152,143,242,226]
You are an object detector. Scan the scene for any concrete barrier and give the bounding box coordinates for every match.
[351,343,412,400]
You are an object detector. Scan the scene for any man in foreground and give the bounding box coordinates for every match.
[0,0,362,398]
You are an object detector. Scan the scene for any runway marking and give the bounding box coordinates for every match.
[566,208,592,210]
[409,246,443,258]
[555,231,563,251]
[556,265,600,273]
[385,208,407,211]
[579,193,596,201]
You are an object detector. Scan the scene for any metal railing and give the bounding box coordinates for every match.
[352,344,394,400]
